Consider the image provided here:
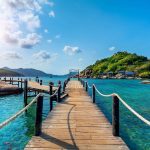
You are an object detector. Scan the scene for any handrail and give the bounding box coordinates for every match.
[81,79,150,126]
[94,85,113,97]
[94,85,150,126]
[0,85,61,130]
[0,93,42,129]
[0,78,69,134]
[114,93,150,126]
[87,82,92,89]
[50,85,60,98]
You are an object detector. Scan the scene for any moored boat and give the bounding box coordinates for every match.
[141,80,150,84]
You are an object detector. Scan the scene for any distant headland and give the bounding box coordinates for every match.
[0,67,68,77]
[80,51,150,79]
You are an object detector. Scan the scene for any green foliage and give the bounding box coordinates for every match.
[0,69,22,77]
[82,51,150,78]
[139,72,150,78]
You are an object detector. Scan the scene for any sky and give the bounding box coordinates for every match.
[0,0,150,74]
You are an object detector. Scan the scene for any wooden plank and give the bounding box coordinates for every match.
[28,81,58,93]
[25,80,129,150]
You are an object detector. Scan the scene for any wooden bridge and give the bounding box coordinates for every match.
[25,80,128,150]
[1,77,149,149]
[0,77,58,95]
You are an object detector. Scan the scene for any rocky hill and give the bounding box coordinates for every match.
[81,51,150,78]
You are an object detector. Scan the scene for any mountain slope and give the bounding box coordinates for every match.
[81,51,150,78]
[0,69,23,77]
[5,68,50,77]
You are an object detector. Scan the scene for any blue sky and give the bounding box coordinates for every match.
[0,0,150,74]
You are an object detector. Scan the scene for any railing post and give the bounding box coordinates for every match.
[24,79,28,108]
[4,77,6,82]
[49,82,53,111]
[10,77,11,84]
[112,95,119,136]
[18,78,19,87]
[35,95,43,136]
[63,81,66,92]
[50,96,53,111]
[49,82,53,95]
[85,81,88,92]
[92,84,95,103]
[57,81,61,102]
[40,80,42,85]
[21,78,23,89]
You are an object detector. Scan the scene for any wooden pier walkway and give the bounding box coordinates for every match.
[28,81,57,93]
[25,80,128,150]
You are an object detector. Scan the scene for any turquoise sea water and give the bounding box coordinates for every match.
[0,77,66,150]
[0,77,149,149]
[84,79,150,150]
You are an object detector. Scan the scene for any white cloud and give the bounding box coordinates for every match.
[44,29,48,33]
[2,52,22,60]
[19,11,40,31]
[44,1,54,7]
[49,10,55,18]
[20,33,41,49]
[109,46,116,51]
[63,45,82,56]
[0,0,54,48]
[55,34,61,39]
[33,51,51,60]
[33,51,58,62]
[47,39,52,43]
[4,31,22,44]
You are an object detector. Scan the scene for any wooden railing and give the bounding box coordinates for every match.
[0,77,24,88]
[0,77,70,136]
[79,78,150,137]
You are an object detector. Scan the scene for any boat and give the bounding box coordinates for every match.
[141,80,150,84]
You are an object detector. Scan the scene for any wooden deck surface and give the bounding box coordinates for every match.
[28,81,57,93]
[25,80,128,150]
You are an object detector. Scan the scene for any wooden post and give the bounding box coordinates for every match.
[85,81,88,92]
[40,80,42,85]
[24,79,28,108]
[63,81,66,92]
[49,82,53,95]
[18,78,19,87]
[112,95,119,136]
[21,78,23,89]
[35,95,43,136]
[57,81,61,102]
[92,85,95,103]
[78,70,80,81]
[4,77,6,82]
[49,82,53,111]
[10,77,11,84]
[50,97,53,111]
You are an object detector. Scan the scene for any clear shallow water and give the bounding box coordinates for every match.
[0,77,66,150]
[0,77,150,149]
[84,79,150,150]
